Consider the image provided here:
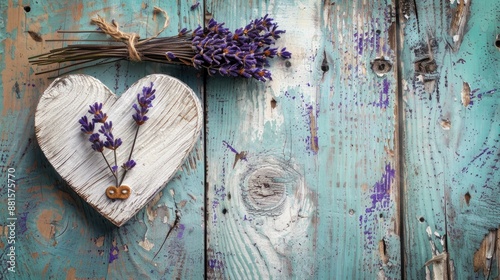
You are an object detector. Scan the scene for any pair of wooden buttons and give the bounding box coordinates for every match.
[106,185,131,199]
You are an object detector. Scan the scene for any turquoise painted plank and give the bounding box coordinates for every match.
[0,0,205,279]
[401,0,500,278]
[205,0,400,278]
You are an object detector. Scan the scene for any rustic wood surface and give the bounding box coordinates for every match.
[0,0,498,279]
[204,0,401,279]
[400,0,500,279]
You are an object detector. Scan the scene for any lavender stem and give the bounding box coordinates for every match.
[118,125,140,186]
[101,152,118,185]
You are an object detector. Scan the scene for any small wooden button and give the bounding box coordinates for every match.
[106,185,131,200]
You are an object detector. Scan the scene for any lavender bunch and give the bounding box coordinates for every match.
[168,15,291,81]
[29,14,291,82]
[78,82,156,193]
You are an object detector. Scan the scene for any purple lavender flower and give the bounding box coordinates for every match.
[133,82,156,125]
[178,28,188,37]
[192,15,288,81]
[79,116,94,134]
[278,47,292,59]
[89,133,100,143]
[98,121,113,134]
[103,133,122,150]
[88,102,108,123]
[166,51,176,61]
[88,102,102,115]
[162,15,290,82]
[122,160,136,170]
[91,141,104,152]
[111,165,118,174]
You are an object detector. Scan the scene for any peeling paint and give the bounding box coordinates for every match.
[449,0,471,52]
[94,236,105,247]
[138,238,154,251]
[66,267,77,280]
[473,229,498,277]
[109,240,119,263]
[424,226,453,280]
[36,209,62,244]
[222,140,247,168]
[461,82,471,107]
[359,164,396,271]
[379,239,389,264]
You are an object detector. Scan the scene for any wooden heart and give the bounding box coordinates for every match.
[35,74,202,226]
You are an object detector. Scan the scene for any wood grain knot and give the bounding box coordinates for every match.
[371,58,392,77]
[240,157,302,216]
[106,185,131,200]
[414,56,437,74]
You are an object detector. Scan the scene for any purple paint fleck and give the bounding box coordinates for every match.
[367,163,395,211]
[177,224,186,239]
[109,244,119,263]
[369,79,391,109]
[208,253,225,270]
[18,212,28,235]
[359,163,396,253]
[467,88,498,107]
[461,147,496,175]
[358,36,364,55]
[222,141,247,161]
[190,1,200,10]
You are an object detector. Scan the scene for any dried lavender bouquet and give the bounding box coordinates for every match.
[29,7,291,82]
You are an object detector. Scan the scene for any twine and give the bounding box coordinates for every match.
[90,7,170,62]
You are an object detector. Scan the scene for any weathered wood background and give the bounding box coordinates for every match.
[0,0,498,279]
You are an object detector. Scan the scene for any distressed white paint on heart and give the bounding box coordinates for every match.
[35,74,202,226]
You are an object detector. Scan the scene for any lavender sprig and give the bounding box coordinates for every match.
[117,82,156,187]
[29,15,291,82]
[80,106,120,187]
[183,15,288,81]
[79,102,135,189]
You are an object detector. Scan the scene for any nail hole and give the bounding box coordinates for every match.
[321,51,329,72]
[371,58,392,76]
[24,5,31,12]
[349,209,355,215]
[376,29,381,35]
[464,192,471,206]
[270,98,277,109]
[495,39,500,49]
[419,217,425,223]
[285,61,291,67]
[222,208,228,214]
[379,213,384,218]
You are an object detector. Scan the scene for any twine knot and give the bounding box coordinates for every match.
[90,7,170,62]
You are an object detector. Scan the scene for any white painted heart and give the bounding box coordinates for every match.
[35,74,202,226]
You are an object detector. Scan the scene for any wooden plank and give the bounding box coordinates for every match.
[0,0,205,278]
[400,0,500,278]
[205,0,401,278]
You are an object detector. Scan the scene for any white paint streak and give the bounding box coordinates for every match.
[138,238,154,251]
